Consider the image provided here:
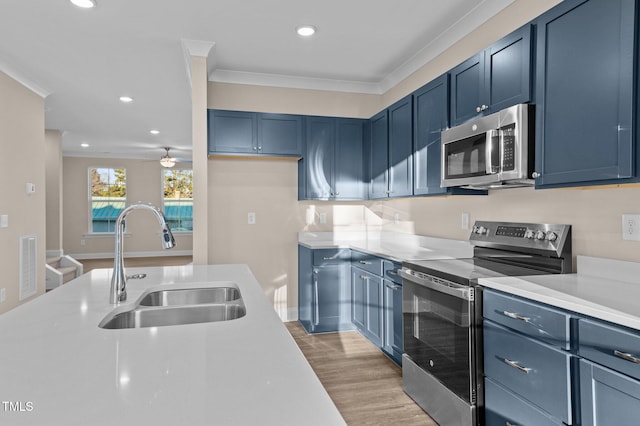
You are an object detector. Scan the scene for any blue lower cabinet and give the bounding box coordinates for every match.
[298,246,353,333]
[382,279,402,365]
[352,267,383,347]
[485,378,564,426]
[483,321,574,424]
[580,359,640,426]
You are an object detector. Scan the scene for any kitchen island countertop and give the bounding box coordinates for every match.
[0,264,345,425]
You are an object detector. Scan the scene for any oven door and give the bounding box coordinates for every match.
[400,269,479,404]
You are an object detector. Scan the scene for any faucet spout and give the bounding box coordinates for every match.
[110,203,176,304]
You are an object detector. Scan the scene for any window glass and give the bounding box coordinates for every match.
[163,169,193,231]
[90,167,126,232]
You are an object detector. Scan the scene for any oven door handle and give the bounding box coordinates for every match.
[399,269,473,301]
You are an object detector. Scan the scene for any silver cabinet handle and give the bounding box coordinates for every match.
[614,350,640,364]
[503,358,531,374]
[359,260,372,265]
[506,422,519,426]
[503,310,531,323]
[313,274,319,326]
[388,284,401,291]
[359,275,370,281]
[387,270,398,276]
[323,254,339,260]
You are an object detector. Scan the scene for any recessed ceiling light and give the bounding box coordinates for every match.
[119,96,133,103]
[70,0,96,9]
[81,143,89,148]
[296,25,317,37]
[149,130,160,135]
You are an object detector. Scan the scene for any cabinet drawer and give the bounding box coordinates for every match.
[312,248,351,266]
[483,289,572,349]
[485,378,564,426]
[484,321,574,424]
[351,251,383,275]
[579,318,640,381]
[382,259,402,284]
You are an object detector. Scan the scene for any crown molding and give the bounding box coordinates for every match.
[181,39,216,87]
[0,59,51,98]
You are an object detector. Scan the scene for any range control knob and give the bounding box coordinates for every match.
[524,230,535,239]
[547,231,558,242]
[477,226,488,235]
[535,230,546,240]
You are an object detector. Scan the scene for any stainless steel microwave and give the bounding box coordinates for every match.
[441,103,534,189]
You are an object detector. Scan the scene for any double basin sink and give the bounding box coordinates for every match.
[99,283,246,329]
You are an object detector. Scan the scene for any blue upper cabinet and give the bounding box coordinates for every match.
[208,110,303,157]
[299,117,365,200]
[369,110,390,199]
[388,95,414,198]
[413,75,449,196]
[534,0,635,187]
[369,95,413,199]
[450,25,532,126]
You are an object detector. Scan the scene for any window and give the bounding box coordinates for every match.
[89,167,126,232]
[163,169,193,231]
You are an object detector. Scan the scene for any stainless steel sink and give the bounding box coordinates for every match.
[99,303,246,329]
[138,287,241,307]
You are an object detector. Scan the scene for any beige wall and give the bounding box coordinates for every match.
[0,71,46,314]
[62,157,193,259]
[45,130,63,255]
[204,0,639,320]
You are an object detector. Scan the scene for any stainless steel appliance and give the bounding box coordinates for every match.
[400,220,572,426]
[441,104,535,190]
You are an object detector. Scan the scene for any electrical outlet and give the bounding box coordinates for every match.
[622,214,640,240]
[461,212,470,230]
[0,288,5,303]
[319,212,327,224]
[248,212,256,225]
[394,213,400,225]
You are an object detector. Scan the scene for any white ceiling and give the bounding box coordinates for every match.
[0,0,514,162]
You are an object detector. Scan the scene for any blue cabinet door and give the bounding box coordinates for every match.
[258,113,303,156]
[304,117,335,199]
[352,267,383,347]
[413,75,449,196]
[335,119,365,199]
[351,268,366,332]
[208,110,257,154]
[369,110,389,199]
[535,0,635,186]
[450,25,532,126]
[313,264,352,333]
[580,359,640,426]
[388,95,414,198]
[450,53,484,126]
[486,26,532,113]
[383,279,403,365]
[298,245,313,332]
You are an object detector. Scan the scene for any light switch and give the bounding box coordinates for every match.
[248,212,256,225]
[0,215,7,228]
[25,183,36,194]
[319,212,327,224]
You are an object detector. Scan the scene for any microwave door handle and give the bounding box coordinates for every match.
[486,130,500,174]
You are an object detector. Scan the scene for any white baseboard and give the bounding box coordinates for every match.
[284,308,298,322]
[68,250,193,260]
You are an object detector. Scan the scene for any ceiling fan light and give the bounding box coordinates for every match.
[160,147,176,168]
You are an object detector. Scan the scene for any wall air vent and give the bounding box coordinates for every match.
[19,235,37,300]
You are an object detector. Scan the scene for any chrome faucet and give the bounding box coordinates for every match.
[110,203,176,304]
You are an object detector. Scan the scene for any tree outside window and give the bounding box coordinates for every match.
[90,167,126,232]
[163,169,193,231]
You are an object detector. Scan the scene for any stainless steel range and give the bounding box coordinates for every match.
[399,220,572,426]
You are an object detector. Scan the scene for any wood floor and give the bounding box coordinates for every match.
[285,322,436,426]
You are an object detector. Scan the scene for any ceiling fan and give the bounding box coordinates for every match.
[160,147,176,168]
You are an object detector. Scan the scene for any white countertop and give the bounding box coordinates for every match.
[480,256,640,331]
[298,231,473,262]
[0,264,345,425]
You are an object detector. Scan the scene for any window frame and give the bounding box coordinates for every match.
[161,167,193,233]
[88,167,127,234]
